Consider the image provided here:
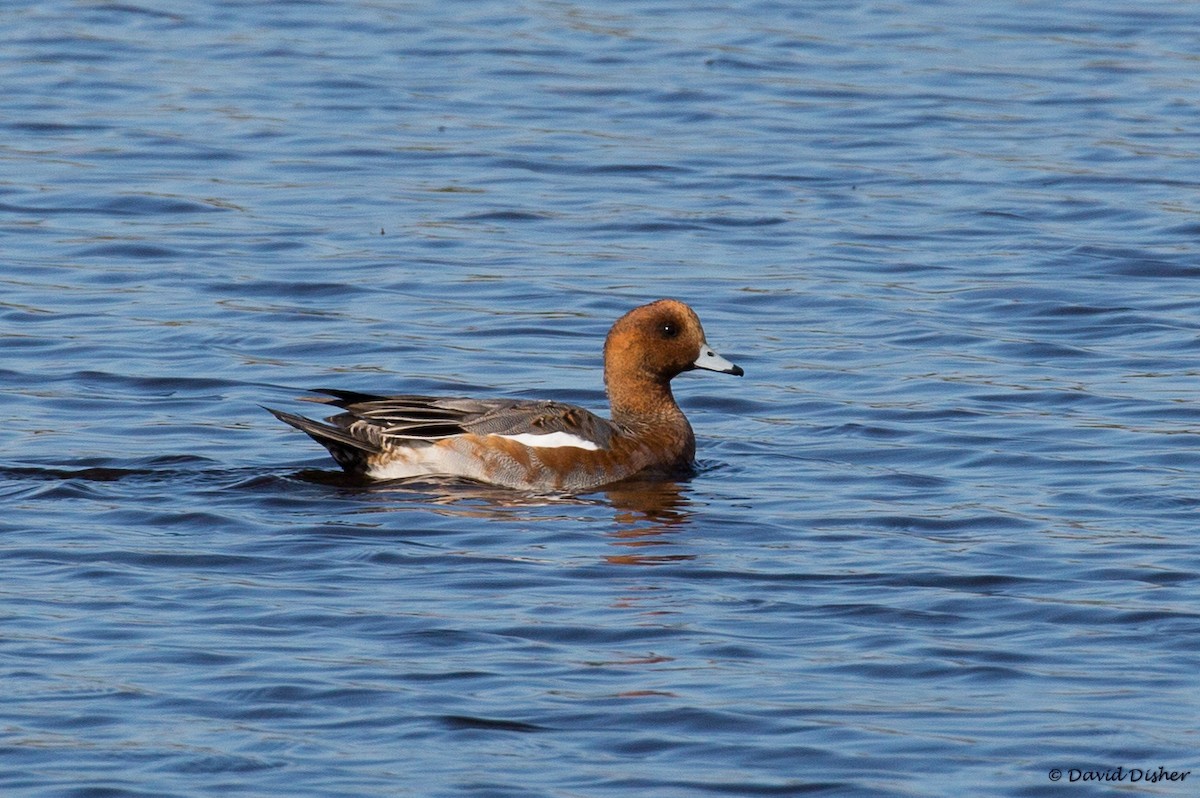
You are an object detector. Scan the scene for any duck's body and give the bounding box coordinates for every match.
[268,299,742,492]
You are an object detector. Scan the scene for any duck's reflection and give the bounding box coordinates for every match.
[289,468,697,564]
[603,476,690,526]
[598,477,696,566]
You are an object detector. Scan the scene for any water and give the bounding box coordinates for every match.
[3,0,1200,795]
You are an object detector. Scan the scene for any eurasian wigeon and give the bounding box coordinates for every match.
[267,299,743,493]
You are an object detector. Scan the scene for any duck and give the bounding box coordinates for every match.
[267,299,742,492]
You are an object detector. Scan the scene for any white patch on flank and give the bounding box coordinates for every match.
[499,432,600,451]
[369,460,435,480]
[368,446,488,482]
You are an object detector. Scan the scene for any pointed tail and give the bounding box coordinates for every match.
[264,406,381,474]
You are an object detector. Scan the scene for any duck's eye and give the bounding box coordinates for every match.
[660,323,679,339]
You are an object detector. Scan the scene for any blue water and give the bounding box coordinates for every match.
[3,1,1200,795]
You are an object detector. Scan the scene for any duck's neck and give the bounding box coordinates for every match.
[608,373,675,421]
[609,376,696,465]
[611,372,693,435]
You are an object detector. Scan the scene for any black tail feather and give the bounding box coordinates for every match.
[306,388,392,407]
[264,406,381,473]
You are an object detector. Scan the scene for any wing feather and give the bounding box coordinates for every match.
[306,390,617,449]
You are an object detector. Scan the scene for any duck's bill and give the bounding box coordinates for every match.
[693,343,744,376]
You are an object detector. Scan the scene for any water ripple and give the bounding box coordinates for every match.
[2,0,1199,796]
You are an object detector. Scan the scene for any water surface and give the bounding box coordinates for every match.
[3,1,1200,796]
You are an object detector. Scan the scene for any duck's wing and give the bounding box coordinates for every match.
[306,389,619,449]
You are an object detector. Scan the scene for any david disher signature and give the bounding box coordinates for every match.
[1048,766,1191,784]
